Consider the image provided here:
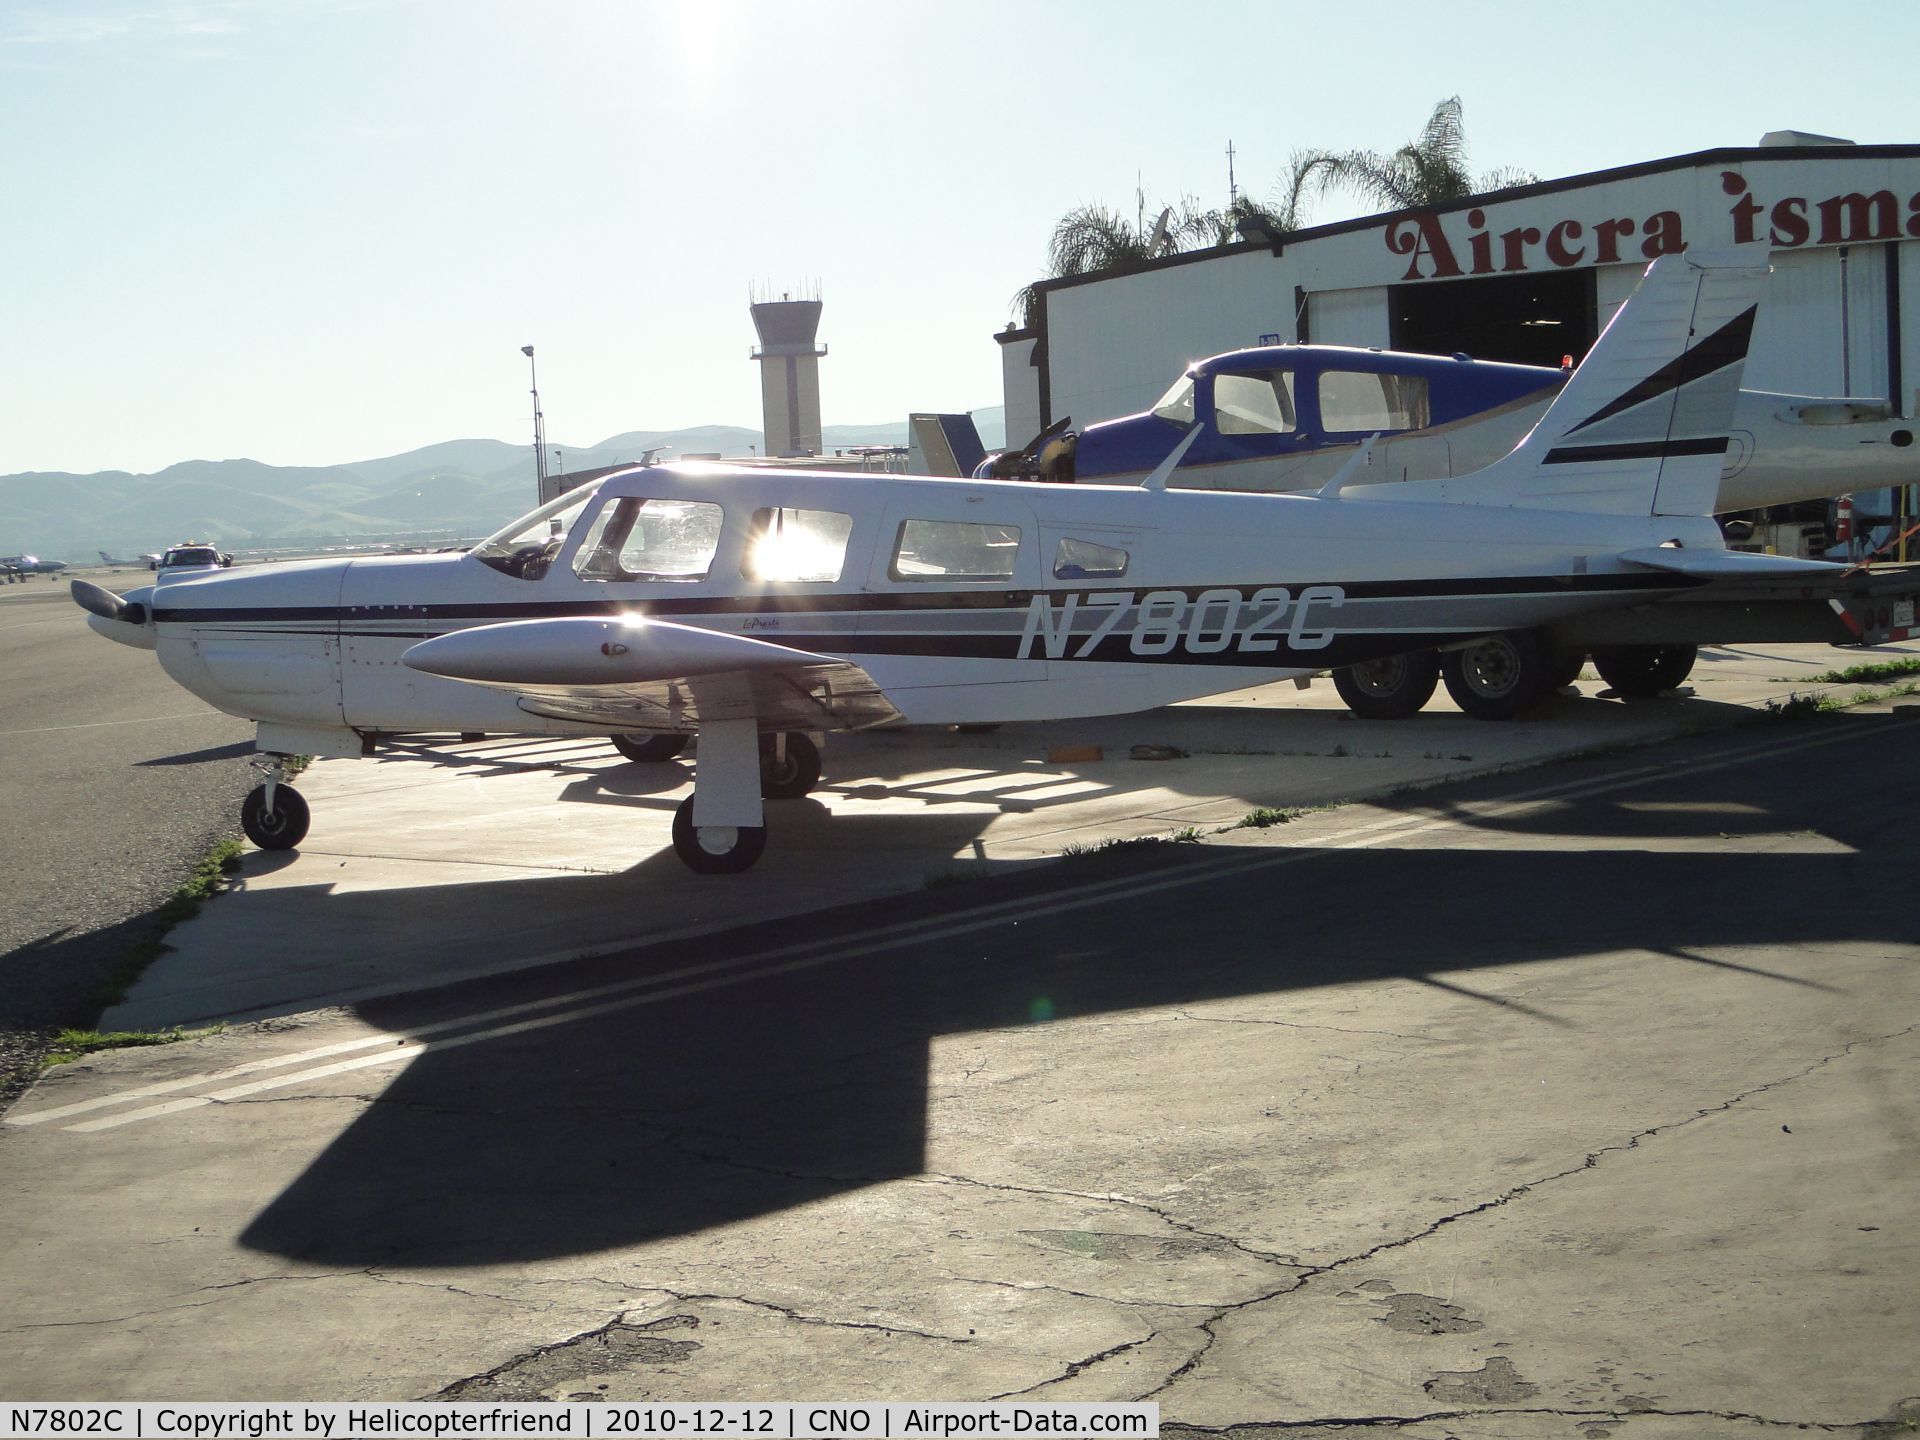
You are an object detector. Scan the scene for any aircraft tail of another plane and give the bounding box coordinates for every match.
[1356,246,1770,518]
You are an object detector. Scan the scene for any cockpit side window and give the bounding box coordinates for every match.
[891,519,1022,581]
[743,507,853,583]
[1151,376,1196,427]
[573,497,725,582]
[1318,371,1432,432]
[1053,537,1129,580]
[1213,370,1298,435]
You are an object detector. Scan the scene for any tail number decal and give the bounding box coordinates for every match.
[1019,586,1345,660]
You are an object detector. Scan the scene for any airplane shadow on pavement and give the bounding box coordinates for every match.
[236,711,1920,1268]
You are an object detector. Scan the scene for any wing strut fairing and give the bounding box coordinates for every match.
[401,615,901,734]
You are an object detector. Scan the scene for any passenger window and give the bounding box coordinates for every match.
[572,497,724,581]
[1151,376,1196,427]
[892,519,1022,581]
[1318,371,1432,432]
[1213,370,1297,435]
[1053,537,1129,580]
[744,506,852,582]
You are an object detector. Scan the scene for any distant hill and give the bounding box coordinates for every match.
[0,409,1006,559]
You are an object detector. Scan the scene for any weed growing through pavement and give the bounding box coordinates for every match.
[91,838,245,1009]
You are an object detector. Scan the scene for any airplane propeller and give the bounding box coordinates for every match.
[986,415,1074,479]
[71,579,147,626]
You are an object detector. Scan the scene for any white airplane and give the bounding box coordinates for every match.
[74,247,1847,873]
[99,549,164,568]
[4,553,68,575]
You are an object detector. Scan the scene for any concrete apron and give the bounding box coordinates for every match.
[102,639,1918,1031]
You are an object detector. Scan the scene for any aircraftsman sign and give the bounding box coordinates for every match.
[1387,170,1920,281]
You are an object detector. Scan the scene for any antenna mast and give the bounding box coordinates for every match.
[522,345,547,499]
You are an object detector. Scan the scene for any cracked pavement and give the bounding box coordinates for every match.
[3,707,1919,1436]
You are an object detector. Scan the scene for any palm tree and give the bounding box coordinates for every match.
[1014,194,1228,326]
[1296,96,1536,213]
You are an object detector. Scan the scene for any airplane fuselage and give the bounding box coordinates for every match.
[89,464,1714,742]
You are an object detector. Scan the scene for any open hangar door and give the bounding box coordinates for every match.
[1387,269,1599,368]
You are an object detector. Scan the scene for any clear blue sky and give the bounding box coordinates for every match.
[6,0,1920,475]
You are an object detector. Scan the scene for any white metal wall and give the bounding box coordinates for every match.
[1306,286,1392,348]
[1743,246,1892,399]
[1045,251,1293,427]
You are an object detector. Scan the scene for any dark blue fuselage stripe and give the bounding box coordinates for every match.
[149,572,1691,627]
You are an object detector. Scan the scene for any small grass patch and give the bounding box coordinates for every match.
[91,837,245,1008]
[1809,657,1920,685]
[1236,806,1306,829]
[1060,829,1201,860]
[47,1025,224,1066]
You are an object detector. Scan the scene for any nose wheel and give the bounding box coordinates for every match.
[241,754,311,850]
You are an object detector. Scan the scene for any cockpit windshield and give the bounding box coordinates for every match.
[1151,376,1196,427]
[470,483,605,580]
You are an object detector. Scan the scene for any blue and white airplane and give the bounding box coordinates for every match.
[74,247,1853,873]
[984,329,1914,516]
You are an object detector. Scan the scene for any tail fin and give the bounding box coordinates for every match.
[1359,245,1769,516]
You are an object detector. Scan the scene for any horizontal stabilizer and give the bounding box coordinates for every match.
[403,615,833,686]
[1618,548,1845,580]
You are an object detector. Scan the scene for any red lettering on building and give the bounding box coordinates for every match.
[1593,217,1637,264]
[1545,218,1586,267]
[1641,211,1684,259]
[1382,170,1920,278]
[1770,197,1810,247]
[1386,215,1463,280]
[1817,191,1900,243]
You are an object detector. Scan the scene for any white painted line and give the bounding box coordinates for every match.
[1,711,225,737]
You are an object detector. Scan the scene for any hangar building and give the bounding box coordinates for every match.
[999,133,1920,534]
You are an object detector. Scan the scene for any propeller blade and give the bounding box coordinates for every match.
[71,579,145,625]
[1019,415,1073,460]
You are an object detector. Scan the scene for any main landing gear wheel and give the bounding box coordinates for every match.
[241,784,310,850]
[670,795,767,874]
[759,732,822,799]
[1592,644,1698,698]
[612,731,690,763]
[1441,632,1555,721]
[1332,651,1441,719]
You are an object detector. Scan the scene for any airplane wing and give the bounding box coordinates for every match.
[401,614,902,733]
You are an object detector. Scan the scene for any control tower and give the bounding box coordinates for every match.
[750,291,826,458]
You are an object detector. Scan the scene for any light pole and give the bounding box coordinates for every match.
[522,344,547,500]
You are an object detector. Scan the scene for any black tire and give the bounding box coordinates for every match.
[241,783,310,850]
[1440,632,1554,721]
[612,731,690,763]
[951,723,1003,735]
[1332,651,1441,719]
[1592,644,1698,699]
[759,732,822,799]
[670,795,767,874]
